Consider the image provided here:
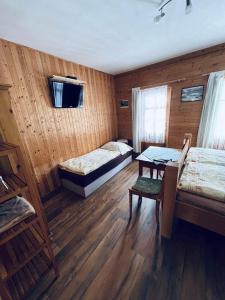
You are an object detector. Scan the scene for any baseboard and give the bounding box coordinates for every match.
[41,187,62,204]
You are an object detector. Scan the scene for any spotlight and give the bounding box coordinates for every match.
[153,0,172,23]
[153,0,193,23]
[154,9,165,23]
[185,0,192,14]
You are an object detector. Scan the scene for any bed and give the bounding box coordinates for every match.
[58,142,133,197]
[185,147,225,166]
[161,136,225,238]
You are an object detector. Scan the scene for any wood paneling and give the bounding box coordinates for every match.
[2,39,225,196]
[115,43,225,148]
[0,39,117,197]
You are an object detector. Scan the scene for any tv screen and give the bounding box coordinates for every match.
[49,78,84,108]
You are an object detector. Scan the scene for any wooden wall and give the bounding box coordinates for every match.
[2,38,225,197]
[115,44,225,148]
[0,39,117,197]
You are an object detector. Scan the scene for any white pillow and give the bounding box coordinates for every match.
[101,141,133,155]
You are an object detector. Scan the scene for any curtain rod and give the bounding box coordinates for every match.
[128,73,210,91]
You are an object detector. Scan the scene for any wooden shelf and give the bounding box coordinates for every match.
[0,174,28,204]
[0,141,57,299]
[0,215,38,247]
[0,223,47,281]
[0,143,17,157]
[6,252,52,300]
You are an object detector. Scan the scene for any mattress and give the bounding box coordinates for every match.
[59,148,121,175]
[59,150,132,187]
[177,161,225,202]
[186,147,225,166]
[177,190,225,216]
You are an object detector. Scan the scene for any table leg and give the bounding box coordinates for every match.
[138,196,142,208]
[150,169,153,178]
[139,163,143,176]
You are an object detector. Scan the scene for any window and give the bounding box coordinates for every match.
[132,85,169,153]
[142,86,168,144]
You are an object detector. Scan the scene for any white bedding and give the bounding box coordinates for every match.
[101,141,133,155]
[186,147,225,166]
[59,149,121,175]
[178,161,225,202]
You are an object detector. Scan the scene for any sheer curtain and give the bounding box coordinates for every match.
[132,87,143,153]
[197,71,225,149]
[132,85,168,153]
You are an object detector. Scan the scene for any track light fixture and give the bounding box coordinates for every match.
[154,0,193,23]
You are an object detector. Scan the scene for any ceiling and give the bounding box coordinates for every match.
[0,0,225,75]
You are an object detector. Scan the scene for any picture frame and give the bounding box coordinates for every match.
[120,99,129,108]
[181,85,204,102]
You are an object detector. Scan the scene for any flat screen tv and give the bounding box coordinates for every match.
[48,78,84,108]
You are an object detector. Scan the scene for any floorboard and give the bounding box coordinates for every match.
[30,161,225,300]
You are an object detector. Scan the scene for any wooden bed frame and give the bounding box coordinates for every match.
[161,133,225,238]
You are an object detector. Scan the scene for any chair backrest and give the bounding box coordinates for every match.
[182,133,192,149]
[178,133,192,179]
[161,133,192,238]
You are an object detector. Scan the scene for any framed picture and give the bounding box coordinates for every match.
[120,99,129,108]
[181,85,204,102]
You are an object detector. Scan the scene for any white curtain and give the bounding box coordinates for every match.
[197,71,225,149]
[132,85,168,153]
[132,87,143,153]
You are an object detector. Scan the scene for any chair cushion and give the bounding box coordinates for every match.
[132,176,162,195]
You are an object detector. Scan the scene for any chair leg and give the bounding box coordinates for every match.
[138,196,142,208]
[150,169,153,178]
[129,190,132,220]
[155,201,160,225]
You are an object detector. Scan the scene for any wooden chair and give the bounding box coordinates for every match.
[140,142,164,179]
[129,175,164,224]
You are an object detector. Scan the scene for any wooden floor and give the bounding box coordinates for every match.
[31,161,225,300]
